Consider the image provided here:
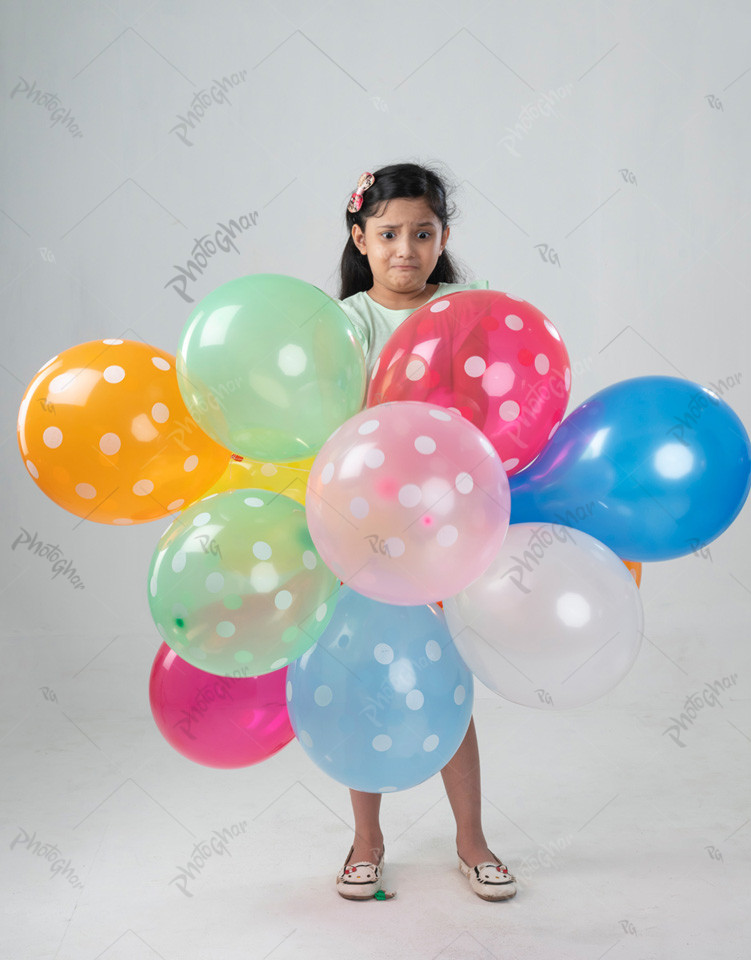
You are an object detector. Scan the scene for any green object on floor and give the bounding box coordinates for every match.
[374,890,396,900]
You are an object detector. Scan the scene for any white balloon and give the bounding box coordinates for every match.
[443,522,644,709]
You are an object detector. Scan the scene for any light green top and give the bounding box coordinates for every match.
[339,280,490,376]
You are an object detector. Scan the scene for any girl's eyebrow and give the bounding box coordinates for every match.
[379,221,436,228]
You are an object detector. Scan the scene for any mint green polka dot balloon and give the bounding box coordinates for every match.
[147,488,339,677]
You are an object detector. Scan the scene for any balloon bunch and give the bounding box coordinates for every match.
[17,277,751,791]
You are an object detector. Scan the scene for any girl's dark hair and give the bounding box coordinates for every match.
[338,162,465,300]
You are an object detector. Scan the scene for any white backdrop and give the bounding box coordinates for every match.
[2,2,750,959]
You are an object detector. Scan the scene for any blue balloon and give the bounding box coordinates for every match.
[286,586,473,793]
[509,376,751,561]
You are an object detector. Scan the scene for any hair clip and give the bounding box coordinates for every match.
[347,172,375,213]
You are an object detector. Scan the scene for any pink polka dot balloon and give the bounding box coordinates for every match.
[305,401,511,605]
[367,290,571,475]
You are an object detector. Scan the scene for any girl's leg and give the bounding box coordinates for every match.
[440,715,499,865]
[348,789,384,863]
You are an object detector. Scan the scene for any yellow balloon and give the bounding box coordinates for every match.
[200,454,313,506]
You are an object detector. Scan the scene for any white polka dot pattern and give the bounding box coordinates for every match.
[430,299,451,312]
[364,448,385,468]
[374,643,394,664]
[534,354,550,375]
[103,365,125,383]
[406,359,425,380]
[406,689,424,710]
[499,400,520,421]
[99,433,120,455]
[414,435,436,454]
[464,356,486,377]
[43,427,63,448]
[425,640,442,661]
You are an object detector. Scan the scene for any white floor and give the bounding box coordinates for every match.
[3,557,750,960]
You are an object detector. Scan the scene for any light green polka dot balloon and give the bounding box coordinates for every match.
[175,273,366,462]
[147,488,339,677]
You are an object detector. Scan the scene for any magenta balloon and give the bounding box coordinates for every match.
[306,401,511,604]
[367,289,571,475]
[149,643,295,768]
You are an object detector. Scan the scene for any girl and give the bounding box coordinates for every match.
[333,162,517,902]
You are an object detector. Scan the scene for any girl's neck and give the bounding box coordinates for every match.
[365,282,440,311]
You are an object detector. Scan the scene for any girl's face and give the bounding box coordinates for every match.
[351,196,449,302]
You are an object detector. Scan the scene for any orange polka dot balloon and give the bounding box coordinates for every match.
[17,339,231,525]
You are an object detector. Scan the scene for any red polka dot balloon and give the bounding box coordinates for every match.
[17,339,230,524]
[367,290,571,475]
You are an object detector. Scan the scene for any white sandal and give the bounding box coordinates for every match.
[458,850,517,901]
[336,845,387,900]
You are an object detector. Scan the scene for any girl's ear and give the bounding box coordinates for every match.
[351,222,367,254]
[440,224,450,253]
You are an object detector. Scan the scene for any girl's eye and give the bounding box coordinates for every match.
[380,231,432,239]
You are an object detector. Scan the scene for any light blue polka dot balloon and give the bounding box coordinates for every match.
[286,586,473,792]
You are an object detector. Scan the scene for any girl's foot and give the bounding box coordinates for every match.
[336,842,385,900]
[457,845,516,901]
